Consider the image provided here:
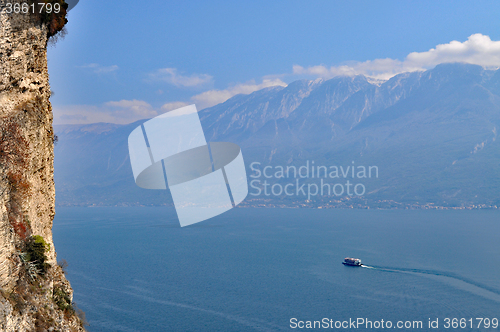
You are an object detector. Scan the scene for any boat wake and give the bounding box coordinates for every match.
[361,265,500,303]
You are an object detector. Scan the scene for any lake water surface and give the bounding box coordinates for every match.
[52,208,500,331]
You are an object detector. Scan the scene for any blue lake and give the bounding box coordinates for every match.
[52,207,500,331]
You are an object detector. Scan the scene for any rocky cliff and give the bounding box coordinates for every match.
[0,2,85,330]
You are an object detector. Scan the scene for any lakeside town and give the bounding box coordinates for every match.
[238,197,500,210]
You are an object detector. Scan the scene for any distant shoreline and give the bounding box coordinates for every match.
[55,199,499,210]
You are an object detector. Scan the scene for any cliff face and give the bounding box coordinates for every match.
[0,3,84,331]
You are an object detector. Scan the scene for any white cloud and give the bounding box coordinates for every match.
[406,34,500,68]
[105,99,157,118]
[161,101,190,112]
[294,34,500,80]
[54,100,158,125]
[80,63,119,74]
[150,68,213,87]
[158,78,288,114]
[190,78,287,109]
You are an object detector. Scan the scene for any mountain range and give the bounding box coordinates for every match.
[54,63,500,208]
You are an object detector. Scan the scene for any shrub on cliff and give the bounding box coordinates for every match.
[43,0,69,38]
[26,0,69,39]
[25,235,51,275]
[53,286,72,312]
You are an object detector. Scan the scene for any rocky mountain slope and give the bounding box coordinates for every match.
[54,63,500,208]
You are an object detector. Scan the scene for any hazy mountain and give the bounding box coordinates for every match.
[54,122,175,206]
[54,63,500,207]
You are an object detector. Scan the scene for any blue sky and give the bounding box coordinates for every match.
[48,0,500,124]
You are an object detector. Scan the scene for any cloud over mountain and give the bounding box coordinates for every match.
[293,34,500,80]
[190,78,287,110]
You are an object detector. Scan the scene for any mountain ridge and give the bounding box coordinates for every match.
[54,62,500,208]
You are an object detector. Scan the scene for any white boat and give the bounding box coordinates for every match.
[342,257,362,266]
